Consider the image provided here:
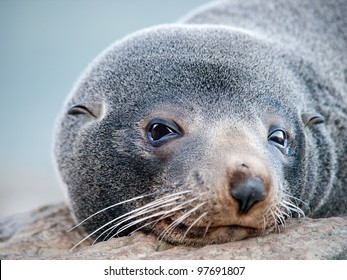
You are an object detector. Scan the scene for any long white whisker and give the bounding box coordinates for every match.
[273,207,286,228]
[203,221,212,238]
[103,201,181,241]
[113,196,202,238]
[127,212,177,236]
[134,199,196,238]
[68,191,161,232]
[112,208,182,239]
[95,194,190,243]
[158,193,207,240]
[283,191,310,208]
[270,209,280,233]
[280,200,305,218]
[69,190,192,233]
[96,202,178,244]
[159,202,205,242]
[182,212,208,240]
[70,191,192,250]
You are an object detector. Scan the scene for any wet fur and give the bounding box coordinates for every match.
[54,0,347,247]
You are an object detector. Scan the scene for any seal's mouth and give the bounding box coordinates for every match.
[150,217,267,246]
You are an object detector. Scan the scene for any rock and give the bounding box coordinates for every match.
[0,203,91,259]
[0,203,346,259]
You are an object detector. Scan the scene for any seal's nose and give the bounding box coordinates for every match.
[230,177,266,213]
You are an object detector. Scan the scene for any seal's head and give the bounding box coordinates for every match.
[54,25,325,246]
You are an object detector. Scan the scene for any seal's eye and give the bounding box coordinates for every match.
[147,119,182,146]
[268,129,287,147]
[150,124,175,141]
[268,127,294,156]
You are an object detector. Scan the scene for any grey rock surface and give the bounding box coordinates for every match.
[0,203,346,259]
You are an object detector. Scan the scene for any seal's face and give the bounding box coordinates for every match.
[55,25,324,246]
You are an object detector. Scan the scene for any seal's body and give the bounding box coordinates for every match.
[54,0,347,246]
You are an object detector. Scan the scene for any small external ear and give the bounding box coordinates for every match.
[67,102,103,119]
[301,113,325,127]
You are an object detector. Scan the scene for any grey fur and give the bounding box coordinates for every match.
[54,0,347,245]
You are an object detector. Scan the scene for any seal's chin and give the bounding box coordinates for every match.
[150,218,269,246]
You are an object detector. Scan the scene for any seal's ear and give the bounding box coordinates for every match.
[67,102,103,119]
[301,113,325,127]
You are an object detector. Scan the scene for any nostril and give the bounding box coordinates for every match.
[230,177,266,213]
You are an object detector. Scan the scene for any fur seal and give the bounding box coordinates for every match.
[54,0,347,246]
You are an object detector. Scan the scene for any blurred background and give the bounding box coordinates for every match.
[0,0,209,218]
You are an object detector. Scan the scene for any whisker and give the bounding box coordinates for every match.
[270,209,280,233]
[104,199,193,242]
[280,200,305,218]
[159,202,205,242]
[115,196,202,239]
[126,212,177,236]
[157,192,208,241]
[110,201,186,239]
[95,194,190,243]
[68,190,163,232]
[282,192,310,217]
[112,192,197,233]
[95,200,180,244]
[182,212,208,240]
[283,191,310,209]
[273,207,286,229]
[203,221,212,238]
[70,190,192,250]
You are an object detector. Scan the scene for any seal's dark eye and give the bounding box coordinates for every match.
[268,129,287,147]
[147,119,182,146]
[268,127,294,156]
[150,124,175,141]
